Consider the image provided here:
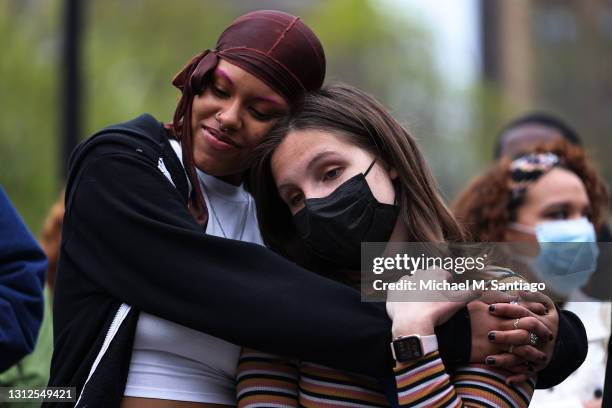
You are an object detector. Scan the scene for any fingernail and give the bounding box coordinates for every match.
[489,304,496,313]
[485,357,495,365]
[488,331,496,341]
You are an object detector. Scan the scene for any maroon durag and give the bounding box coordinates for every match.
[172,9,326,102]
[170,10,326,226]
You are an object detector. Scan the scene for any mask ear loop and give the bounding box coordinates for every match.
[393,178,400,206]
[364,159,377,177]
[365,158,401,206]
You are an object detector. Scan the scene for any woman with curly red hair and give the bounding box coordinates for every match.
[453,139,610,407]
[454,140,609,244]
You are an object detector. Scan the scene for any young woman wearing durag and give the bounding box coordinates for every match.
[47,10,354,408]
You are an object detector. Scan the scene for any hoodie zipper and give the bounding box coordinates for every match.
[75,303,131,406]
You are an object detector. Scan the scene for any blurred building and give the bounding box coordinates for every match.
[480,0,612,181]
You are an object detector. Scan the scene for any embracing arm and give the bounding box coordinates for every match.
[59,149,393,376]
[395,353,535,407]
[236,347,535,408]
[438,301,587,389]
[536,308,587,388]
[387,285,535,407]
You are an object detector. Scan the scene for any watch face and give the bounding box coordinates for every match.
[393,336,423,361]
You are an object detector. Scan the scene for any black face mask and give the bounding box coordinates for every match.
[293,160,400,268]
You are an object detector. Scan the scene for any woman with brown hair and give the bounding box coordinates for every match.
[453,140,610,407]
[238,84,584,407]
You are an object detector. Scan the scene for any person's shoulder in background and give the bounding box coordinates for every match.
[0,186,47,371]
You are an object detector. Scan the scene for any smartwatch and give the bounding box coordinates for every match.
[390,334,438,362]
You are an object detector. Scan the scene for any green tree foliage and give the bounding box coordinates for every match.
[0,0,460,231]
[0,0,60,232]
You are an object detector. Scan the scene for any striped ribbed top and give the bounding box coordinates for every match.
[237,349,535,407]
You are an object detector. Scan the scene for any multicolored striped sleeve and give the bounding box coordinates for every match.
[394,351,535,407]
[236,348,300,407]
[298,361,391,407]
[451,364,535,407]
[237,352,391,407]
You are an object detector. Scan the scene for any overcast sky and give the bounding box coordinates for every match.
[378,0,481,88]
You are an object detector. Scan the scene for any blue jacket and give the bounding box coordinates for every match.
[0,186,47,372]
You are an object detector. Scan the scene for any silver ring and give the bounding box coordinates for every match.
[513,318,520,330]
[529,332,539,346]
[508,344,514,353]
[510,300,519,305]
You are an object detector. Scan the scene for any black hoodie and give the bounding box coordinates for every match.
[46,114,587,407]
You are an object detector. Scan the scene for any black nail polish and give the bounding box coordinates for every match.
[489,304,496,313]
[485,357,495,365]
[488,331,496,341]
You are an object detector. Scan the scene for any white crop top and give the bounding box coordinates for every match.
[123,140,263,404]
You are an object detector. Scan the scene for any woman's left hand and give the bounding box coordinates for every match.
[485,290,559,383]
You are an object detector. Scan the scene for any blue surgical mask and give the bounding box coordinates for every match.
[509,217,599,296]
